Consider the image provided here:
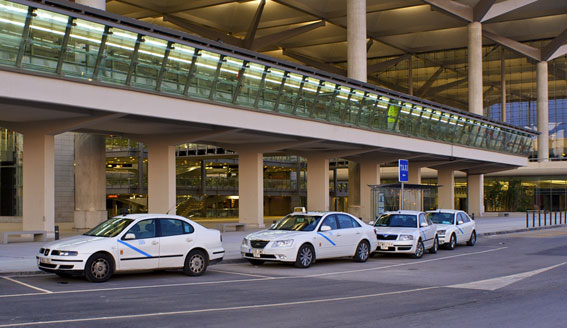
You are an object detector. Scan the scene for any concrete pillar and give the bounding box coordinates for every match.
[437,169,455,209]
[147,141,176,214]
[467,174,484,217]
[74,134,107,229]
[238,150,264,227]
[306,155,329,212]
[75,0,105,10]
[537,61,549,162]
[408,165,421,184]
[22,131,55,236]
[347,0,367,217]
[359,161,380,221]
[468,22,483,116]
[347,0,367,82]
[501,48,507,122]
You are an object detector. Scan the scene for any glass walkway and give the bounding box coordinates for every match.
[0,0,537,155]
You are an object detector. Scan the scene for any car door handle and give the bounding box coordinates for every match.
[151,241,159,245]
[186,238,193,242]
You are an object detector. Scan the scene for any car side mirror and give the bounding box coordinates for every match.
[457,220,464,225]
[420,222,428,227]
[124,233,136,240]
[369,220,375,226]
[320,225,332,232]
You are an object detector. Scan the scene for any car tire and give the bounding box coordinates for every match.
[466,230,477,246]
[429,236,438,254]
[412,240,424,259]
[353,240,370,262]
[183,249,208,276]
[446,234,456,250]
[294,244,315,268]
[84,252,114,283]
[248,259,265,266]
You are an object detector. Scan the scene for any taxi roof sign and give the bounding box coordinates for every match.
[293,207,307,213]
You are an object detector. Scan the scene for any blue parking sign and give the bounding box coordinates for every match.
[398,159,409,182]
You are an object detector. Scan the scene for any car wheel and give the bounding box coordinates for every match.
[84,253,114,283]
[467,230,477,246]
[294,244,314,268]
[412,240,424,259]
[353,240,370,262]
[248,259,265,266]
[183,249,208,276]
[446,234,456,250]
[429,236,438,254]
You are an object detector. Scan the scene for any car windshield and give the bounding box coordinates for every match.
[83,218,134,237]
[270,215,322,231]
[375,214,417,228]
[428,212,454,225]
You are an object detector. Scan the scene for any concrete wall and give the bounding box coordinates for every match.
[55,133,75,223]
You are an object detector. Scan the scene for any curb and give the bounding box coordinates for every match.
[1,225,565,276]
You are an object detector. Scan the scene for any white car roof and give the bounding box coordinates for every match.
[381,210,424,215]
[114,213,188,220]
[426,209,462,214]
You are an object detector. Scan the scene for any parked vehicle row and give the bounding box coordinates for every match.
[242,208,476,268]
[36,209,476,282]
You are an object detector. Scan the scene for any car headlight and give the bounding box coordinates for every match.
[272,239,294,248]
[437,230,446,235]
[242,238,248,246]
[398,234,414,241]
[51,250,78,256]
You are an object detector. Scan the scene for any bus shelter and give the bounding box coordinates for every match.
[370,183,438,219]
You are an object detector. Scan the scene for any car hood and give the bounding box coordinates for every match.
[245,229,307,241]
[374,227,418,235]
[434,224,453,229]
[41,235,108,250]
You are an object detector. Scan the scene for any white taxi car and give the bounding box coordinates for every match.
[37,214,224,282]
[373,210,438,258]
[241,209,378,268]
[426,209,476,249]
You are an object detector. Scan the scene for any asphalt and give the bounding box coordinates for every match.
[1,213,565,275]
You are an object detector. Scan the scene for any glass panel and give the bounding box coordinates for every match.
[256,67,284,111]
[312,81,336,120]
[97,27,138,85]
[61,18,105,79]
[22,9,70,73]
[0,0,28,66]
[213,56,243,104]
[189,50,221,99]
[161,43,197,96]
[347,90,364,125]
[236,62,265,108]
[130,35,167,90]
[296,77,321,118]
[275,72,302,114]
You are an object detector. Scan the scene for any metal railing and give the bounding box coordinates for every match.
[0,0,538,156]
[526,210,566,228]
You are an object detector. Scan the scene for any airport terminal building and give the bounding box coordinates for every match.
[0,0,564,235]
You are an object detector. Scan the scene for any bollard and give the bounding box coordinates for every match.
[538,211,541,227]
[533,211,536,227]
[555,211,557,225]
[526,212,528,228]
[54,225,59,240]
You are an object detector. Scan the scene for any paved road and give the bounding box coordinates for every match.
[1,228,566,328]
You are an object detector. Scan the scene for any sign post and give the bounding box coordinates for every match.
[398,159,409,210]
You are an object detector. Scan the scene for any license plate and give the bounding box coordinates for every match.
[252,249,263,258]
[379,242,394,250]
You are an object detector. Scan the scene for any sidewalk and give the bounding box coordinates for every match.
[1,214,564,275]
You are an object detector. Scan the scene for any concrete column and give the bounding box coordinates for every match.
[347,0,367,82]
[238,150,264,227]
[501,48,507,122]
[437,169,455,209]
[74,134,107,229]
[359,161,380,221]
[537,61,549,162]
[468,22,483,116]
[408,165,421,184]
[147,142,176,214]
[306,155,329,212]
[467,174,484,217]
[347,0,367,217]
[75,0,105,10]
[22,131,55,236]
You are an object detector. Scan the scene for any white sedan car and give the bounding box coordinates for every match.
[37,214,224,282]
[426,210,476,249]
[373,211,438,258]
[241,210,378,268]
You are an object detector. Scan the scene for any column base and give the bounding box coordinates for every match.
[74,210,107,229]
[348,205,361,219]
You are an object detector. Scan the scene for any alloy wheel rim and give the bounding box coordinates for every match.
[190,255,204,273]
[92,258,109,279]
[359,243,369,260]
[300,247,312,266]
[416,243,424,257]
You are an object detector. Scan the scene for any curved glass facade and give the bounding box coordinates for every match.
[0,0,536,155]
